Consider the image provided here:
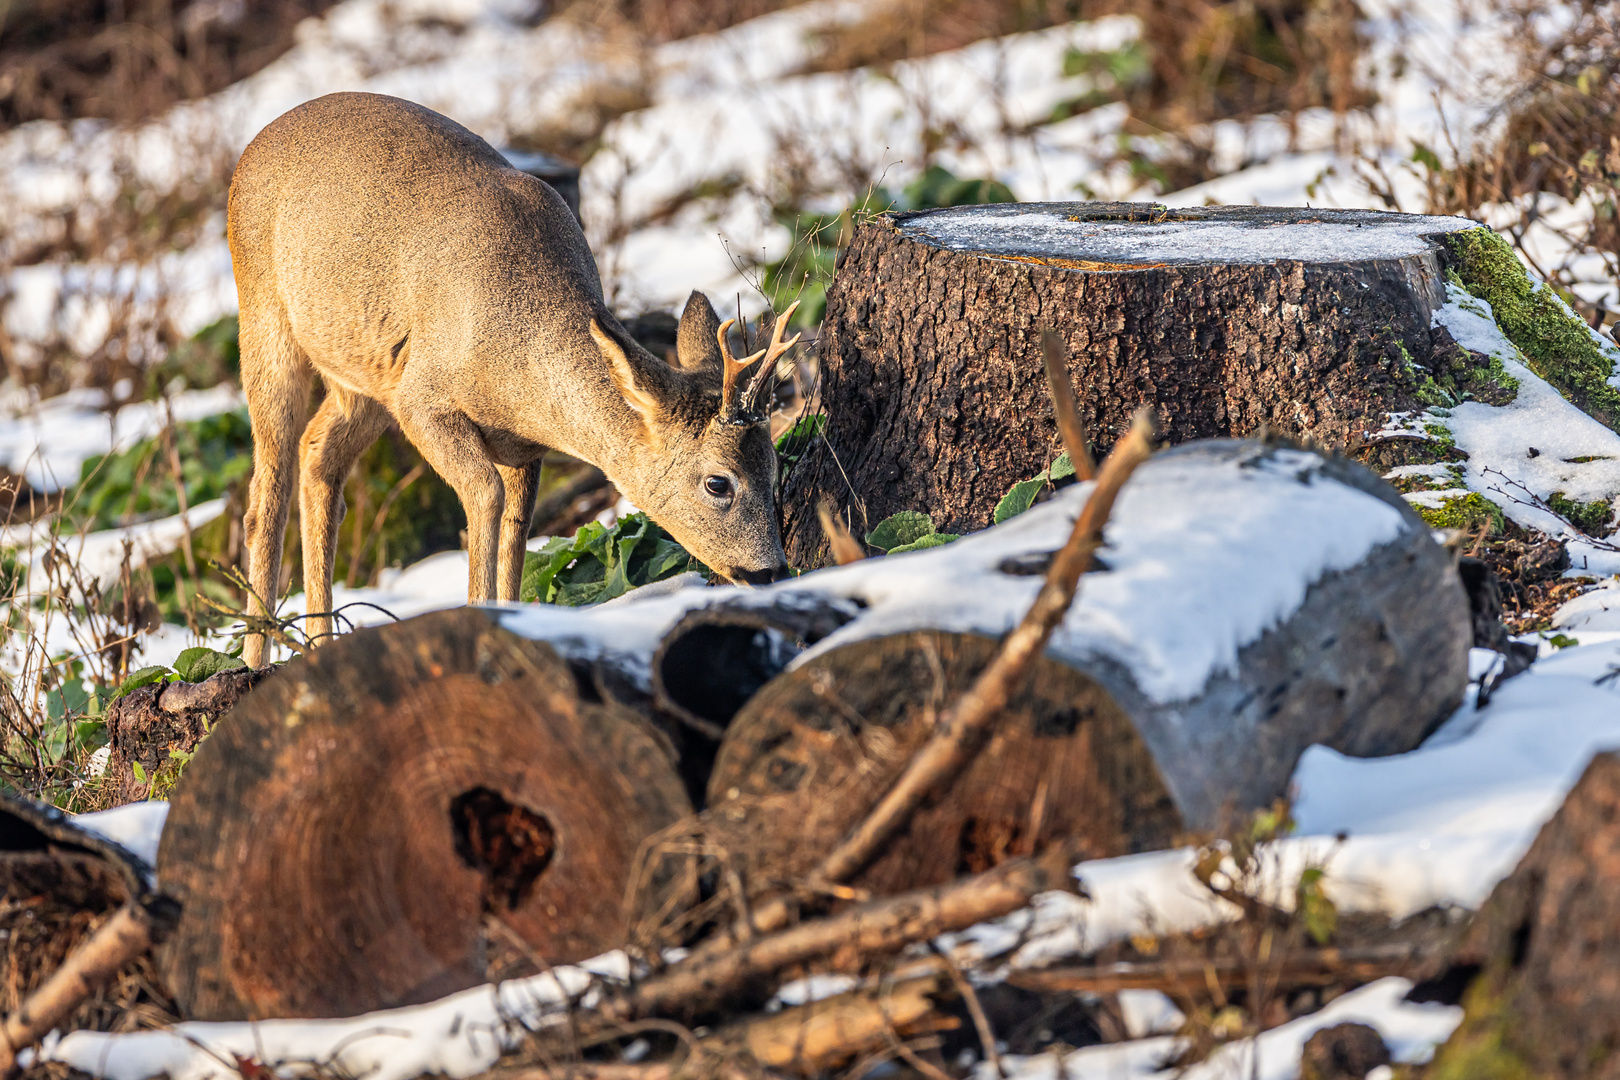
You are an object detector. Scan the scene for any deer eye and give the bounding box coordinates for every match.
[704,475,733,498]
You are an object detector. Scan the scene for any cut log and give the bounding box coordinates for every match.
[1423,750,1620,1078]
[644,440,1469,903]
[157,607,693,1021]
[702,630,1181,896]
[781,202,1480,564]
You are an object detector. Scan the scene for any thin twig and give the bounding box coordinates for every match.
[818,497,867,565]
[930,942,1004,1078]
[1042,329,1094,480]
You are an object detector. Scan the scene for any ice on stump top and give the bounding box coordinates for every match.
[892,202,1482,267]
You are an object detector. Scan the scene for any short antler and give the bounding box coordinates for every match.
[715,301,801,425]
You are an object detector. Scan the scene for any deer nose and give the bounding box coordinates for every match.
[732,565,791,586]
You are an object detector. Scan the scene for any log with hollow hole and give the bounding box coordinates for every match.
[781,202,1480,565]
[156,607,694,1021]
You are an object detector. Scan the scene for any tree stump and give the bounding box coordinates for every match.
[157,607,693,1021]
[1424,750,1620,1078]
[656,441,1470,900]
[103,666,273,805]
[782,202,1480,564]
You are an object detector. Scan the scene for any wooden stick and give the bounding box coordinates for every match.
[1041,330,1094,480]
[0,905,152,1074]
[1005,941,1430,996]
[595,843,1076,1029]
[818,497,868,565]
[813,408,1155,887]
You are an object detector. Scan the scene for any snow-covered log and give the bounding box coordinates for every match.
[656,440,1470,897]
[781,202,1481,564]
[156,607,693,1022]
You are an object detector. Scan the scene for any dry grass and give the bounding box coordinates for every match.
[0,0,342,129]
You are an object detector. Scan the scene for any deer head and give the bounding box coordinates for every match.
[592,292,799,585]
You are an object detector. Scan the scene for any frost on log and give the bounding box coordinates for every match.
[781,203,1480,563]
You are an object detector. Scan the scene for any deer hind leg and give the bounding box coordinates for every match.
[395,406,503,603]
[240,309,313,669]
[299,387,392,649]
[496,461,542,602]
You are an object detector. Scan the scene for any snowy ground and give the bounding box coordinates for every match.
[1,0,1619,1076]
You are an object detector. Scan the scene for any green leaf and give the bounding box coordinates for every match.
[132,761,147,783]
[994,478,1047,524]
[172,646,246,683]
[1295,866,1338,946]
[116,666,173,699]
[886,532,961,555]
[1049,450,1075,481]
[865,511,936,552]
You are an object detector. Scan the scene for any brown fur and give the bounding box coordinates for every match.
[229,92,787,665]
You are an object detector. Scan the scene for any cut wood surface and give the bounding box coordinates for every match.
[702,630,1180,897]
[782,202,1479,563]
[157,607,693,1022]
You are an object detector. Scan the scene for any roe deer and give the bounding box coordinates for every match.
[229,92,794,667]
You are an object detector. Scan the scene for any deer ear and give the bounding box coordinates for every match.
[592,319,665,435]
[674,290,723,372]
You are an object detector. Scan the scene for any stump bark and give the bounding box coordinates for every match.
[157,607,693,1021]
[103,666,273,805]
[782,202,1479,564]
[1424,750,1620,1079]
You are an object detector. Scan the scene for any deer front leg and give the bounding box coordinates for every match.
[397,407,503,603]
[299,389,391,648]
[496,460,542,602]
[239,312,313,669]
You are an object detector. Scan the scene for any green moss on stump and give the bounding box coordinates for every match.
[1447,228,1620,430]
[1547,491,1616,537]
[1419,492,1504,536]
[1425,971,1535,1080]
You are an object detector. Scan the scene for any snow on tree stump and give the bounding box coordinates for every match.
[782,202,1481,565]
[670,441,1471,900]
[157,607,693,1021]
[1424,750,1620,1077]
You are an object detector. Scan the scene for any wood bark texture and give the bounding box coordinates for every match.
[157,607,693,1022]
[103,666,273,805]
[1425,750,1620,1078]
[781,202,1478,563]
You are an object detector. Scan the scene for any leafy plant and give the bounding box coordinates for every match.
[1546,491,1615,537]
[864,511,960,554]
[520,513,705,606]
[994,451,1077,524]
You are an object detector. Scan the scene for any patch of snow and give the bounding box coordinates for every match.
[1117,990,1186,1039]
[990,979,1460,1079]
[0,386,242,492]
[1555,578,1620,632]
[37,953,631,1080]
[1429,283,1620,576]
[74,802,169,869]
[898,204,1477,266]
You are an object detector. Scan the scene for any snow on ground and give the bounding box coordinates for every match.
[0,384,241,492]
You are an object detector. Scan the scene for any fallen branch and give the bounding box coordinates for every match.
[0,904,154,1075]
[1006,941,1433,997]
[521,842,1077,1070]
